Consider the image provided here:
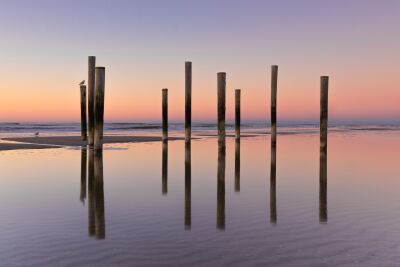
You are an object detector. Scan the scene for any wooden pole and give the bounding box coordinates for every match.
[270,141,277,224]
[162,141,168,195]
[88,56,96,146]
[235,89,241,139]
[162,88,168,141]
[320,76,329,152]
[271,65,278,143]
[217,142,226,230]
[80,85,87,141]
[319,148,328,223]
[94,67,105,150]
[185,61,192,141]
[217,72,226,145]
[235,139,240,192]
[185,141,191,229]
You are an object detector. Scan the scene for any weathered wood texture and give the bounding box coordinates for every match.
[80,85,87,141]
[94,67,105,150]
[235,89,241,139]
[217,72,226,145]
[88,56,96,146]
[320,76,329,151]
[271,65,278,143]
[185,62,192,141]
[162,88,168,141]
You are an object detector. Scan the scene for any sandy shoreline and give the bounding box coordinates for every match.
[0,135,185,151]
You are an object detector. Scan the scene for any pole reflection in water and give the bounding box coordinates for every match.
[162,141,168,195]
[235,139,240,192]
[217,141,226,230]
[270,140,277,224]
[87,149,106,239]
[185,141,191,229]
[80,147,87,203]
[319,148,328,223]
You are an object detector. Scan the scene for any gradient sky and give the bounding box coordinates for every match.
[0,0,399,123]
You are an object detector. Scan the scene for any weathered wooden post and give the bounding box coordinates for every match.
[185,61,192,141]
[94,149,105,239]
[235,89,241,139]
[162,141,168,195]
[88,56,96,146]
[162,88,168,141]
[80,147,87,203]
[217,142,226,230]
[271,65,278,143]
[185,141,191,229]
[270,141,277,224]
[320,76,329,152]
[80,84,87,141]
[94,67,105,150]
[217,72,226,145]
[319,148,328,223]
[235,139,240,192]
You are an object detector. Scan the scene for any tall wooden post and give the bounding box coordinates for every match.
[162,88,168,141]
[217,72,226,145]
[88,56,96,146]
[271,65,278,143]
[94,67,105,150]
[185,62,192,141]
[320,76,329,152]
[235,89,241,139]
[80,85,87,141]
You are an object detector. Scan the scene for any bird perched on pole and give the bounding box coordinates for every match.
[79,80,85,85]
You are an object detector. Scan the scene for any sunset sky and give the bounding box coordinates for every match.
[0,0,399,123]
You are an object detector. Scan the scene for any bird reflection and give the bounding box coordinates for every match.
[87,148,106,239]
[185,141,191,229]
[217,141,226,230]
[162,141,168,195]
[319,148,328,223]
[270,140,277,224]
[235,139,240,192]
[80,147,87,203]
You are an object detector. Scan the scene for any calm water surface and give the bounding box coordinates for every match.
[1,131,400,266]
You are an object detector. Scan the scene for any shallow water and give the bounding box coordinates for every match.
[1,131,400,266]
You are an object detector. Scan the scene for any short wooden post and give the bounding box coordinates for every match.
[88,56,96,146]
[162,141,168,195]
[271,65,278,143]
[162,88,168,141]
[185,141,191,229]
[217,72,226,145]
[80,147,87,203]
[234,139,240,192]
[217,143,226,230]
[80,85,87,141]
[235,89,241,139]
[185,61,192,141]
[94,67,105,150]
[320,76,329,152]
[319,149,328,223]
[270,142,277,224]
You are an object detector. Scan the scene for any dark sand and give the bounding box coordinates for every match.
[0,135,185,151]
[0,143,58,151]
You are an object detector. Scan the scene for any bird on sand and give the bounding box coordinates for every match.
[79,80,85,85]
